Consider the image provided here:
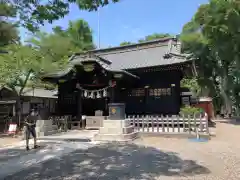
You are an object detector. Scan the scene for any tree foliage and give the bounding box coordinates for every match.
[120,41,133,46]
[180,0,240,115]
[0,44,65,94]
[0,17,95,121]
[29,19,94,66]
[180,78,200,96]
[0,3,19,46]
[138,33,171,43]
[65,19,95,50]
[3,0,119,32]
[119,33,172,46]
[0,44,66,123]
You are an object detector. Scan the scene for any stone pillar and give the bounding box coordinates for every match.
[22,119,58,140]
[93,103,138,142]
[35,119,58,137]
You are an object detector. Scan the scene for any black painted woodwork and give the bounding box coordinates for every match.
[57,64,183,117]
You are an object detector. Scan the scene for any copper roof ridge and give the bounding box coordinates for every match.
[93,43,169,56]
[76,37,175,53]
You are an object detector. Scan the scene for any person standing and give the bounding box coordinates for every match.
[25,108,39,150]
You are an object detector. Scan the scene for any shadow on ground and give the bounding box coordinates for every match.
[0,142,56,163]
[208,120,216,127]
[217,118,240,125]
[6,142,210,180]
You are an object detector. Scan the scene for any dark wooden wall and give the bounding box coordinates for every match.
[57,80,78,116]
[58,68,183,116]
[120,70,182,115]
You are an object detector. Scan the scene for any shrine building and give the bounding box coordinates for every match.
[43,37,195,119]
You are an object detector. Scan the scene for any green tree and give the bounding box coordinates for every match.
[180,0,240,115]
[27,19,94,88]
[180,78,200,96]
[138,33,171,43]
[29,31,78,63]
[66,19,95,50]
[0,44,66,125]
[119,33,172,46]
[3,0,119,32]
[29,19,94,64]
[120,41,133,46]
[0,3,19,47]
[120,41,134,46]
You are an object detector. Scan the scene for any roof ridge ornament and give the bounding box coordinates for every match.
[163,38,174,59]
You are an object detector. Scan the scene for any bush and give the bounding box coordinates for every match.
[180,106,203,117]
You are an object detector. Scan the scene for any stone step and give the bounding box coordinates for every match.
[93,131,138,142]
[98,125,134,134]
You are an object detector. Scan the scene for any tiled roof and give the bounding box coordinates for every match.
[22,88,58,99]
[0,86,57,99]
[72,37,189,70]
[43,38,190,79]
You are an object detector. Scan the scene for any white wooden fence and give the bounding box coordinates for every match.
[126,115,209,135]
[49,114,210,137]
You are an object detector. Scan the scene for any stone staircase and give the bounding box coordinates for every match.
[93,119,138,142]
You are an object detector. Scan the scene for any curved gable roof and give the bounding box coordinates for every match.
[72,37,190,70]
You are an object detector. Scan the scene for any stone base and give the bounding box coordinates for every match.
[93,119,138,142]
[22,119,58,140]
[36,120,58,137]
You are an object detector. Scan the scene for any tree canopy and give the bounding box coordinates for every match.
[180,0,240,115]
[120,41,133,46]
[0,17,95,122]
[119,33,172,46]
[0,18,94,92]
[138,33,171,43]
[2,0,119,32]
[0,3,19,47]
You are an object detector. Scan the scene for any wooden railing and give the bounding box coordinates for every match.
[126,115,209,135]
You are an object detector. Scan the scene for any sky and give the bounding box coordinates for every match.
[20,0,209,48]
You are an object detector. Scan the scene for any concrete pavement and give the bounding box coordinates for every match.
[0,130,100,179]
[0,140,99,179]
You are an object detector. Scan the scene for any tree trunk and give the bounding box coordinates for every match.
[16,96,22,128]
[220,72,232,117]
[16,95,22,129]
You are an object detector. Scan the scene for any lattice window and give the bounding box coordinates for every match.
[130,88,145,96]
[149,88,171,96]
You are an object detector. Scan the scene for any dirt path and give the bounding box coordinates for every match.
[134,120,240,180]
[2,121,240,180]
[0,136,21,148]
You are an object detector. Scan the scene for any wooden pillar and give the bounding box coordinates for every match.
[109,80,116,103]
[76,90,82,121]
[110,86,115,103]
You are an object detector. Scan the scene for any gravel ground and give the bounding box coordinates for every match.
[4,120,240,180]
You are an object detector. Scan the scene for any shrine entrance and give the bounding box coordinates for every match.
[48,55,139,119]
[74,61,116,117]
